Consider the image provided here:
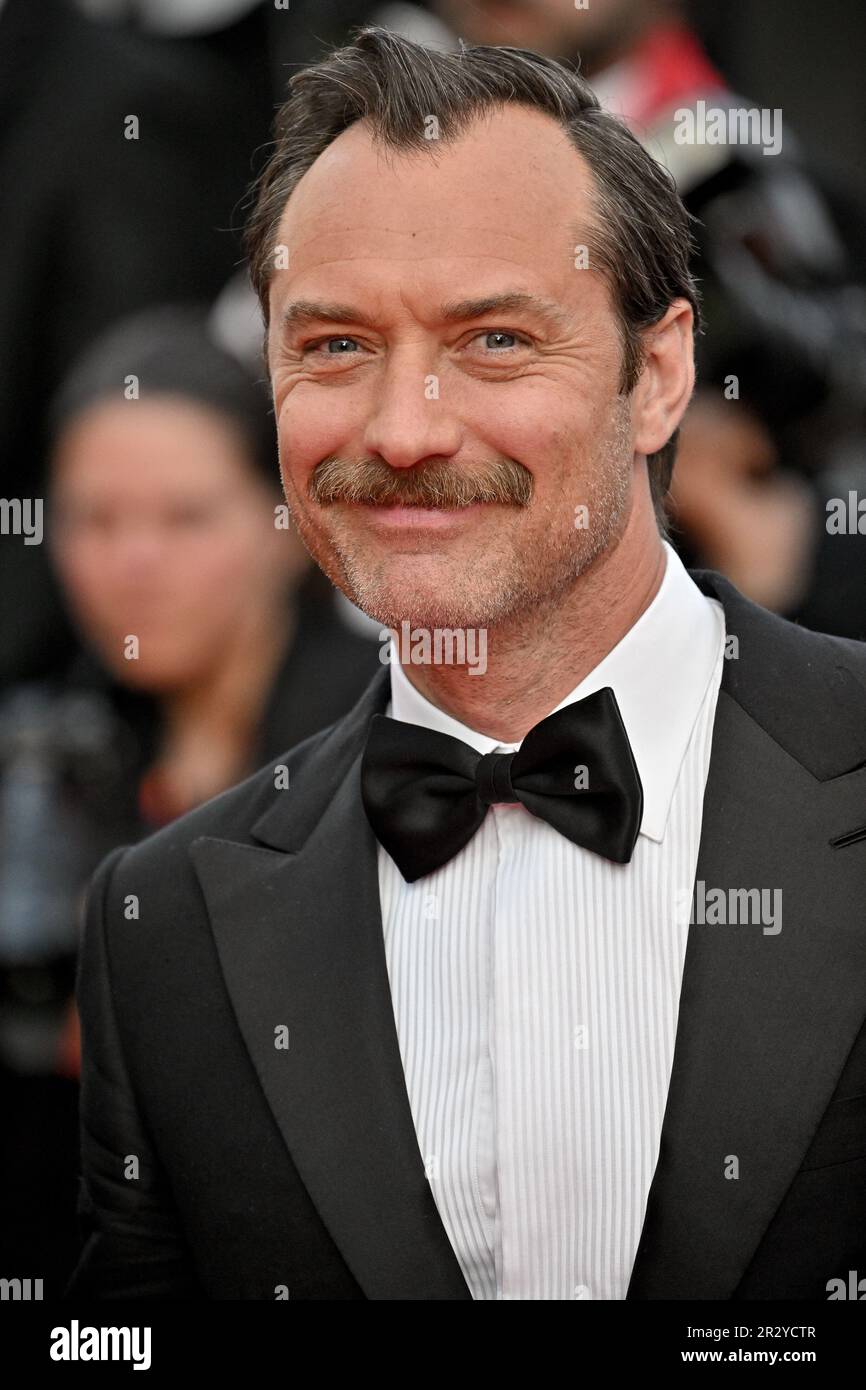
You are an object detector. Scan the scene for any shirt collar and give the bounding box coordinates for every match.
[386,540,725,842]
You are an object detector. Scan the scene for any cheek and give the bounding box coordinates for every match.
[132,544,258,673]
[54,544,112,624]
[276,389,350,494]
[471,387,579,480]
[175,524,275,609]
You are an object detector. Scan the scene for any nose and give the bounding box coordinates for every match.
[361,346,463,470]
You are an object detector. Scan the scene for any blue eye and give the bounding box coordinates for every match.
[474,330,533,353]
[480,331,518,350]
[311,337,359,355]
[298,336,361,357]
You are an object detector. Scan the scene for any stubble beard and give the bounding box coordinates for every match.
[282,399,634,633]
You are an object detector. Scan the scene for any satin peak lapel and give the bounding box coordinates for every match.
[190,668,472,1299]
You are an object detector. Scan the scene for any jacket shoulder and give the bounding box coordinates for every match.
[695,567,866,779]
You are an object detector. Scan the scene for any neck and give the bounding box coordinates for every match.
[399,506,666,744]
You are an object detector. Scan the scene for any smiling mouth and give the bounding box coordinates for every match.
[346,500,490,528]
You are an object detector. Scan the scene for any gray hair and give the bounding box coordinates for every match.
[243,25,702,525]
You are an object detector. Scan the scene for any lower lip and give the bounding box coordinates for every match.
[350,503,487,529]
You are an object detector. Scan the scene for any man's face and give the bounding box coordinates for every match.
[267,104,638,631]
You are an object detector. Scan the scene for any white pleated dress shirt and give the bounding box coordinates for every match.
[377,541,726,1300]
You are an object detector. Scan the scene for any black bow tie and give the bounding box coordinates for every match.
[360,687,644,882]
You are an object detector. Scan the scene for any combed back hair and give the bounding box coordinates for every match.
[243,25,702,526]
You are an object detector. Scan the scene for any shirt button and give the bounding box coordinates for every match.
[573,1284,591,1299]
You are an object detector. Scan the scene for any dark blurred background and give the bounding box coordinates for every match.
[693,0,866,201]
[0,0,864,1297]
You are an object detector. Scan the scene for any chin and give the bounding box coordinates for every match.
[100,653,188,693]
[339,575,517,633]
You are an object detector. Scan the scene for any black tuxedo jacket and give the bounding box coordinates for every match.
[64,570,866,1300]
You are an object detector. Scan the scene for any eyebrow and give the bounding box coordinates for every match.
[280,291,571,335]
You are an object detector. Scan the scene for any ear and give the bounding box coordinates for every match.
[631,299,695,457]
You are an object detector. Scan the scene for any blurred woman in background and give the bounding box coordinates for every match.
[47,305,380,849]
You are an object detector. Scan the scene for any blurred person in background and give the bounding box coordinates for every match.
[0,0,429,687]
[0,305,379,1293]
[0,0,270,684]
[381,0,866,635]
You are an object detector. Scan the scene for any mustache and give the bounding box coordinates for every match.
[308,456,533,508]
